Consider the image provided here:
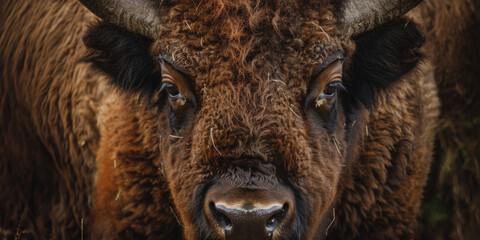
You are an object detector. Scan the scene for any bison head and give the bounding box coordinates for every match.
[80,0,424,239]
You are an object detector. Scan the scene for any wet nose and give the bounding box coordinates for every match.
[209,202,289,239]
[204,187,295,240]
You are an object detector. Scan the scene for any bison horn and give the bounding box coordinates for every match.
[78,0,162,39]
[338,0,422,36]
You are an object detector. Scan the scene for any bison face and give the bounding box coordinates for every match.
[153,20,348,239]
[82,0,424,239]
[151,15,349,238]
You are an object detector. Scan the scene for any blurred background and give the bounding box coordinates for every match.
[413,0,480,239]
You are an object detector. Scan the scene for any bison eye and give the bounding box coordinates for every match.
[156,56,196,110]
[161,81,184,100]
[156,56,197,131]
[319,81,345,100]
[306,59,344,110]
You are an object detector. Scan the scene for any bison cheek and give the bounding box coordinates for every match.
[296,144,343,238]
[160,139,212,239]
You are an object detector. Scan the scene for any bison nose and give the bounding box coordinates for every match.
[204,187,295,240]
[209,202,289,239]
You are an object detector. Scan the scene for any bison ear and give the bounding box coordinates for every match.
[342,18,425,108]
[82,23,160,97]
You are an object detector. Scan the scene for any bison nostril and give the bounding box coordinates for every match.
[209,202,232,231]
[266,203,288,232]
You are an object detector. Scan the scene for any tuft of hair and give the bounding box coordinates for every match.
[82,23,160,101]
[343,18,425,108]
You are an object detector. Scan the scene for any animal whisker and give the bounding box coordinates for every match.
[170,206,184,227]
[289,105,301,118]
[325,208,336,236]
[170,135,184,139]
[184,20,192,30]
[210,128,222,155]
[272,79,286,85]
[333,138,343,156]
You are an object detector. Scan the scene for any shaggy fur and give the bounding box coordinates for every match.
[411,0,480,119]
[410,1,480,239]
[1,0,464,239]
[0,1,103,239]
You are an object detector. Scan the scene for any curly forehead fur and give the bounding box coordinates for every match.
[145,0,354,174]
[153,0,353,87]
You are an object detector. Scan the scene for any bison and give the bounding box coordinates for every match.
[1,0,476,239]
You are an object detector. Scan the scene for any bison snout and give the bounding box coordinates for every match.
[204,186,295,240]
[209,202,288,239]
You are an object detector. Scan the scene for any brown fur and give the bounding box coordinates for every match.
[410,1,480,239]
[4,0,474,239]
[0,1,104,238]
[329,62,439,239]
[91,2,350,238]
[411,0,480,119]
